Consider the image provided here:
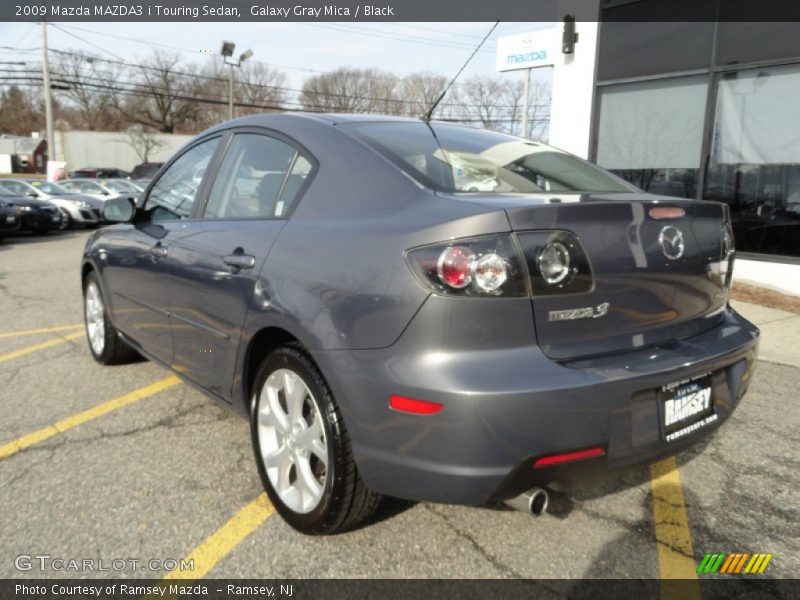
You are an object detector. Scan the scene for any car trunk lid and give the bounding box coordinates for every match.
[505,195,731,360]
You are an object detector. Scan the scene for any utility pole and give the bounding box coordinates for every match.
[228,65,234,120]
[40,21,55,165]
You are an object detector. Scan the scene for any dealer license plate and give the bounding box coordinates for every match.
[661,374,717,442]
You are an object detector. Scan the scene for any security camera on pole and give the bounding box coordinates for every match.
[220,41,254,121]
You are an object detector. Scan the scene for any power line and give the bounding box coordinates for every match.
[426,21,500,120]
[303,23,496,54]
[16,48,547,111]
[0,76,550,126]
[53,23,324,74]
[50,23,128,62]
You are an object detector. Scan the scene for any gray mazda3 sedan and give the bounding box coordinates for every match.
[82,113,759,534]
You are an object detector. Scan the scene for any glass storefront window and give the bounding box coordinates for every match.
[705,64,800,257]
[595,76,708,198]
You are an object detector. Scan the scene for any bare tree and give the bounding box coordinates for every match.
[397,72,447,117]
[0,86,43,135]
[455,76,508,129]
[53,51,122,131]
[119,125,165,163]
[300,67,402,114]
[115,51,202,133]
[237,61,289,116]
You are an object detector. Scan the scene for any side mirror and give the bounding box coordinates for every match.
[103,196,135,223]
[27,192,39,198]
[101,191,110,196]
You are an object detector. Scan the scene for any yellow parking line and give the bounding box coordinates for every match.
[0,323,83,339]
[650,457,699,598]
[0,376,181,460]
[164,493,274,580]
[0,331,84,364]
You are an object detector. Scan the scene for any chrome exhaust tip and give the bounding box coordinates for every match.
[505,487,549,516]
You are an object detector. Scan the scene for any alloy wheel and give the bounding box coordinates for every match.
[256,368,329,514]
[84,281,105,356]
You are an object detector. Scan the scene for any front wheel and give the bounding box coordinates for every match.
[251,346,381,534]
[83,272,140,365]
[57,209,72,230]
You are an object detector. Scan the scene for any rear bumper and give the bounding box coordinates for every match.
[316,302,759,505]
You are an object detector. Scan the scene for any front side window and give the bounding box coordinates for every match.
[30,181,67,195]
[346,122,630,194]
[204,133,304,219]
[65,180,104,195]
[145,137,219,220]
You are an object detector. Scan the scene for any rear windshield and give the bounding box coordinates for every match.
[346,122,632,194]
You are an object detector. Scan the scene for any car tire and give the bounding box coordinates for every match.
[250,345,382,535]
[83,272,140,365]
[57,209,72,231]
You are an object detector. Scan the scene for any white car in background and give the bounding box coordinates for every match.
[105,178,145,194]
[0,179,103,230]
[60,179,138,206]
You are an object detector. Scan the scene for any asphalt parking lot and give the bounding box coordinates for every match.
[0,230,797,582]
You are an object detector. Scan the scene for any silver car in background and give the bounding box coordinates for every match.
[0,179,104,229]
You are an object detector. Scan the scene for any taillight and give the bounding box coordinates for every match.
[517,230,593,296]
[721,222,735,290]
[406,234,527,297]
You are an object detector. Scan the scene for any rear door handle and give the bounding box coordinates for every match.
[223,253,256,269]
[149,244,168,259]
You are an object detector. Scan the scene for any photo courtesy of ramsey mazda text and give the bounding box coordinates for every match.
[84,113,759,534]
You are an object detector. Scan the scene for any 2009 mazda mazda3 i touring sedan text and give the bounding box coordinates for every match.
[81,113,759,534]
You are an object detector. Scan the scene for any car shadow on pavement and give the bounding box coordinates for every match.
[363,496,418,530]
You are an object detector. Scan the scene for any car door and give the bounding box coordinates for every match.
[167,130,315,399]
[101,136,221,364]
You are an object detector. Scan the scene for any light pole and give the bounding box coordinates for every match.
[220,41,253,121]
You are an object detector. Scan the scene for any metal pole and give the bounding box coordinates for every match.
[228,64,234,120]
[522,67,531,138]
[40,22,55,165]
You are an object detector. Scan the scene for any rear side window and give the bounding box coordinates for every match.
[204,133,310,219]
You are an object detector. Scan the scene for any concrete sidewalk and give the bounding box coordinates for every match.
[731,300,800,368]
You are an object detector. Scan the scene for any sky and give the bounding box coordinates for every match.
[0,21,555,90]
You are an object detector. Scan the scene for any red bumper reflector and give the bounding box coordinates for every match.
[389,395,444,415]
[649,206,686,219]
[533,446,605,469]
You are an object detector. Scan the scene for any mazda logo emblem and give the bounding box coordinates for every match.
[659,226,685,260]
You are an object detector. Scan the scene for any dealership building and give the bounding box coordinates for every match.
[532,1,800,294]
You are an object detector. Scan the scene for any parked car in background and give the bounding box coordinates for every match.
[105,178,145,194]
[70,167,130,179]
[60,179,137,205]
[0,187,62,234]
[130,162,163,180]
[133,179,152,190]
[83,114,759,534]
[0,179,103,229]
[0,199,22,241]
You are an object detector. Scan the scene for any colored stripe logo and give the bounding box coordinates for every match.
[697,552,773,574]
